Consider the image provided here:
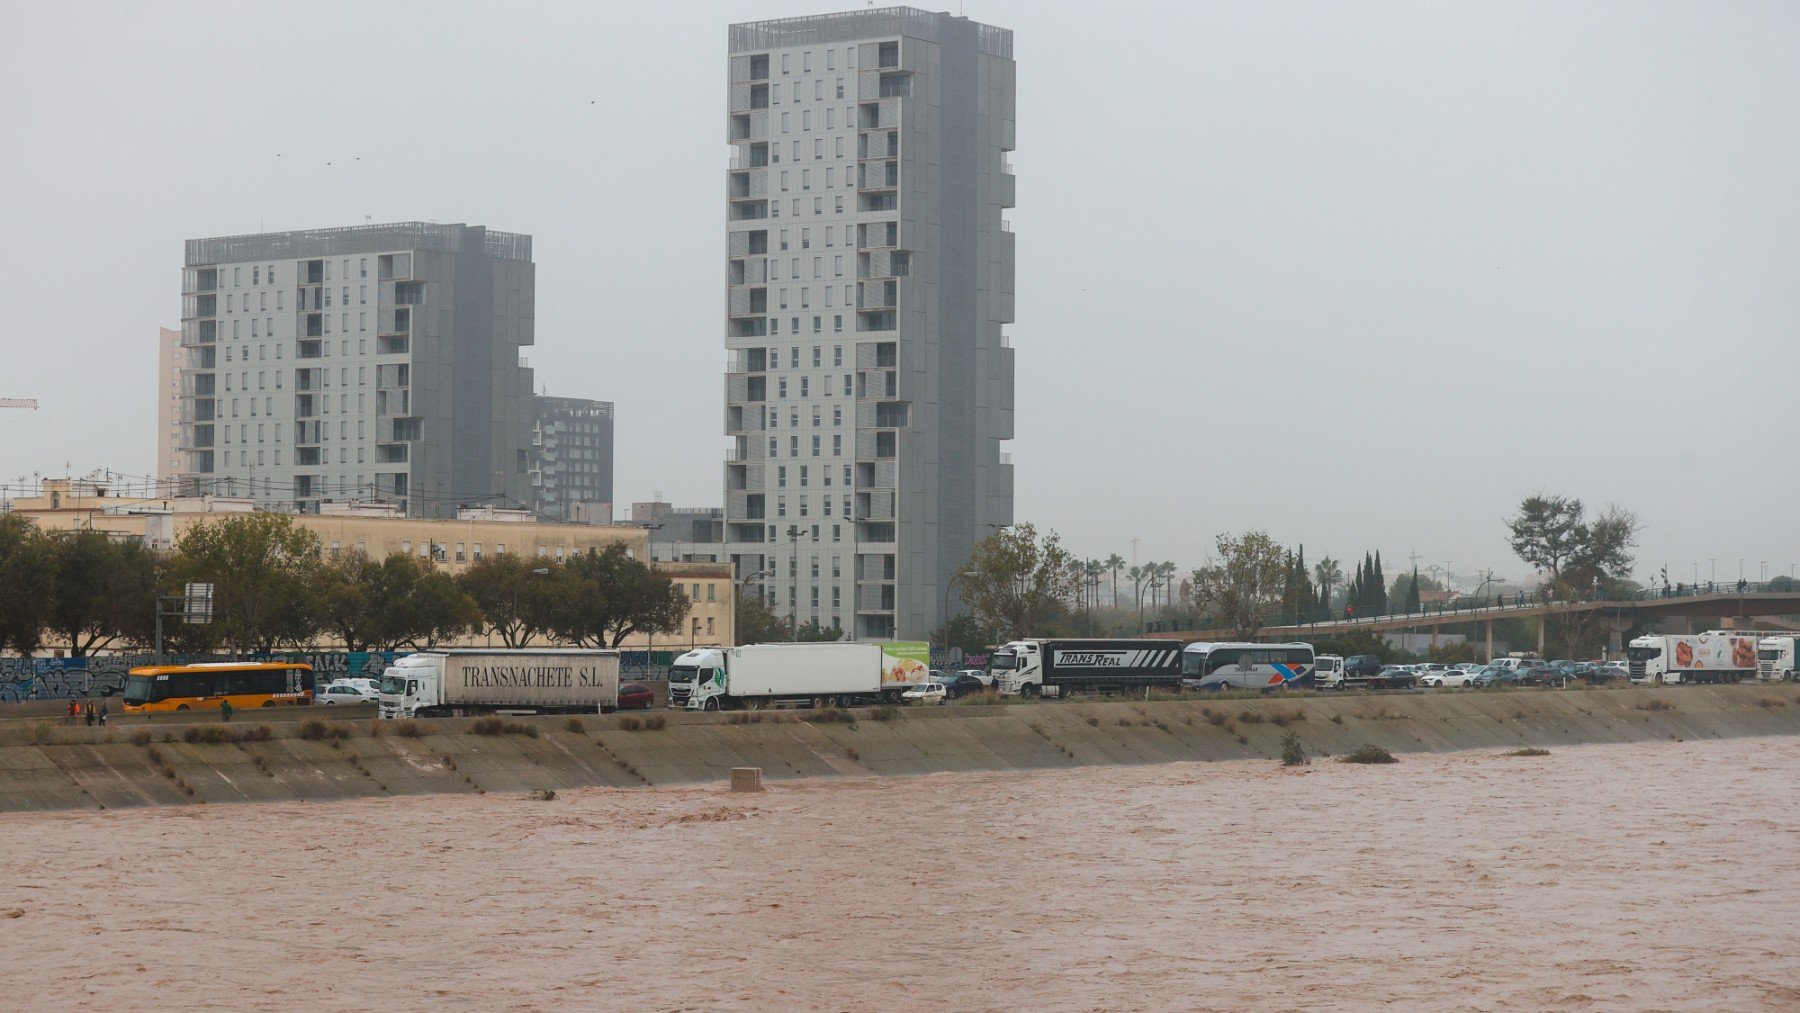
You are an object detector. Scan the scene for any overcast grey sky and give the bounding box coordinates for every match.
[1,1,1795,587]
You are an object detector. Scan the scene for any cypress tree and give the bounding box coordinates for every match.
[1405,565,1421,612]
[1372,552,1387,613]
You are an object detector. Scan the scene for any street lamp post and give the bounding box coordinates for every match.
[786,525,801,638]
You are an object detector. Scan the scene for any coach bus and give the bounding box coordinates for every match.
[122,662,315,713]
[1180,642,1316,691]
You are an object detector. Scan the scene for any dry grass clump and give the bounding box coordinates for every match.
[1237,711,1266,724]
[1505,747,1551,757]
[527,788,557,801]
[1340,743,1398,764]
[617,716,643,731]
[806,706,853,724]
[182,724,235,745]
[565,717,586,733]
[1267,707,1307,727]
[1757,696,1786,709]
[1203,708,1228,727]
[1636,698,1676,712]
[129,728,154,747]
[725,711,766,725]
[642,714,667,731]
[299,718,352,741]
[390,719,422,738]
[866,705,901,722]
[1085,715,1100,727]
[1329,713,1345,725]
[470,717,538,737]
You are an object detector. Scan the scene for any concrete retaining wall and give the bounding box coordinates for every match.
[4,684,1799,812]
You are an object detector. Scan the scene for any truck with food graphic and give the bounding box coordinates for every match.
[668,642,897,710]
[1626,632,1758,685]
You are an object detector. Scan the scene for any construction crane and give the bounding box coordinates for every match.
[0,398,37,410]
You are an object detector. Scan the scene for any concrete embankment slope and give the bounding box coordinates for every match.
[4,684,1799,812]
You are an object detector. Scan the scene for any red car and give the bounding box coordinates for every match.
[617,682,654,710]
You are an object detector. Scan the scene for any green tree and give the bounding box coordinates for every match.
[0,515,54,655]
[455,553,556,648]
[1313,556,1342,612]
[547,544,689,648]
[172,513,323,654]
[45,530,160,656]
[792,618,844,642]
[959,522,1082,641]
[1403,565,1422,613]
[390,567,483,649]
[735,590,791,644]
[1189,531,1290,639]
[931,613,990,656]
[312,550,379,652]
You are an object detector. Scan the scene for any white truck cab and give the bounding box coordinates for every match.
[669,648,727,710]
[1314,654,1345,689]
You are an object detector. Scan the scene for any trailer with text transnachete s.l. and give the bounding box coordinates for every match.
[991,639,1186,697]
[378,649,620,719]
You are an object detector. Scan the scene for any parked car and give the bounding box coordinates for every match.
[618,682,654,710]
[1419,668,1476,688]
[955,668,991,687]
[1418,663,1451,677]
[1470,665,1517,688]
[1518,665,1566,688]
[937,672,986,699]
[328,677,382,696]
[1587,663,1628,683]
[1344,655,1383,678]
[1374,666,1419,689]
[902,681,947,706]
[316,682,378,705]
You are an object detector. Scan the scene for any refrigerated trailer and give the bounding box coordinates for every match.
[991,639,1186,697]
[670,642,891,710]
[1626,632,1758,685]
[378,649,620,718]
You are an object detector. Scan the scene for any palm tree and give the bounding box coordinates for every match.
[1128,564,1145,611]
[1159,561,1179,610]
[1313,556,1342,614]
[1105,553,1125,607]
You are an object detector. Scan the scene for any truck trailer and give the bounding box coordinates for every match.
[378,649,620,719]
[669,642,896,710]
[991,638,1186,698]
[1626,632,1758,685]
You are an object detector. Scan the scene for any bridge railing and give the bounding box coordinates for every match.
[1245,579,1798,631]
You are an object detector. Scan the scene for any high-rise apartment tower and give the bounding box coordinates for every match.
[177,222,536,517]
[723,8,1016,640]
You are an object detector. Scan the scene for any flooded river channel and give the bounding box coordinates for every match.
[3,737,1798,1009]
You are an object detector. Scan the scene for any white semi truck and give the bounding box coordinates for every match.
[1757,636,1800,682]
[1626,632,1758,685]
[378,649,620,719]
[669,642,919,710]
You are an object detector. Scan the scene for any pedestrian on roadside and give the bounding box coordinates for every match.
[66,699,78,725]
[84,700,95,726]
[219,698,233,723]
[97,700,108,726]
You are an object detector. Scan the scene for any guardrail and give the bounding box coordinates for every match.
[1239,580,1800,632]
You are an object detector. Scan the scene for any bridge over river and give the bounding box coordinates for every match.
[1173,582,1800,656]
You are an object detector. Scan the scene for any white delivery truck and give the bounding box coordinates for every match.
[1756,636,1800,682]
[378,649,620,719]
[1626,632,1758,685]
[669,642,893,710]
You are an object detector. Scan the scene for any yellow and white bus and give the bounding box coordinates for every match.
[122,662,315,713]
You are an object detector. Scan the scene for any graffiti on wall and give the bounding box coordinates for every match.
[0,652,405,701]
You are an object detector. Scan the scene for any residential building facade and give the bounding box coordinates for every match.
[156,326,183,492]
[723,7,1016,641]
[177,222,536,518]
[531,396,614,522]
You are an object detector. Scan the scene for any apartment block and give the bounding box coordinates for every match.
[531,396,614,522]
[723,8,1016,640]
[631,500,726,563]
[177,222,536,518]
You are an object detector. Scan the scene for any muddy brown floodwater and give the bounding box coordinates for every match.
[4,738,1800,1010]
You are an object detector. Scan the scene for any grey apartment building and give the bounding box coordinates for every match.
[723,8,1016,640]
[177,222,536,517]
[531,396,614,522]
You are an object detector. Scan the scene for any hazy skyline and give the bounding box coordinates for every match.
[1,1,1795,588]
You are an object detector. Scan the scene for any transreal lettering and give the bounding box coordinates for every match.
[1056,653,1124,667]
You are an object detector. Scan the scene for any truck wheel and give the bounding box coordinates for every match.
[811,697,825,709]
[703,698,720,711]
[1021,684,1037,699]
